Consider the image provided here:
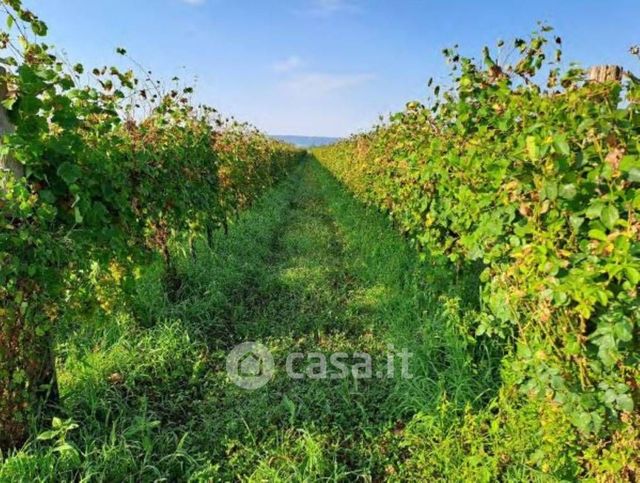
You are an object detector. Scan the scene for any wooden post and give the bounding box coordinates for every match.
[0,66,23,183]
[587,65,623,83]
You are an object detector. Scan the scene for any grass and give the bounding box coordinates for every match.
[0,159,560,481]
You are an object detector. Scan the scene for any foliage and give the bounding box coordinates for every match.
[1,1,638,478]
[313,27,640,479]
[0,0,303,448]
[0,161,500,481]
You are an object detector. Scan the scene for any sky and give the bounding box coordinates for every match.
[17,0,640,137]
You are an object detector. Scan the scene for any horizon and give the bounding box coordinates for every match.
[21,0,640,137]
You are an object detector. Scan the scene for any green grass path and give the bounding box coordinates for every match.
[2,160,500,482]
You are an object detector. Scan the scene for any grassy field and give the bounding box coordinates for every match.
[1,159,527,481]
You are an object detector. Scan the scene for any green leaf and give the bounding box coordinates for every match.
[564,334,581,355]
[37,430,59,441]
[588,229,607,241]
[53,442,79,457]
[629,168,640,183]
[569,215,584,230]
[602,162,615,180]
[617,394,634,412]
[613,320,633,342]
[553,135,570,156]
[39,190,56,204]
[559,183,577,200]
[596,334,618,368]
[31,20,48,37]
[570,411,592,433]
[600,205,619,230]
[625,267,640,285]
[1,95,17,110]
[57,162,82,185]
[598,346,617,368]
[620,155,640,173]
[12,370,25,384]
[585,201,604,219]
[541,180,558,201]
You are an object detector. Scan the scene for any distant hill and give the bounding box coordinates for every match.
[271,135,340,148]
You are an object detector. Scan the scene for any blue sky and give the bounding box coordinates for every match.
[21,0,640,137]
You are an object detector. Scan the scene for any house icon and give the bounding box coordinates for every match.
[226,341,275,390]
[238,351,263,377]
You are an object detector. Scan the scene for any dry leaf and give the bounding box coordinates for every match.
[605,146,625,172]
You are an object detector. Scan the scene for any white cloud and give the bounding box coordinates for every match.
[273,56,303,73]
[281,72,374,96]
[308,0,359,16]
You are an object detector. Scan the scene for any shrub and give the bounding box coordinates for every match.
[313,27,640,478]
[0,0,303,448]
